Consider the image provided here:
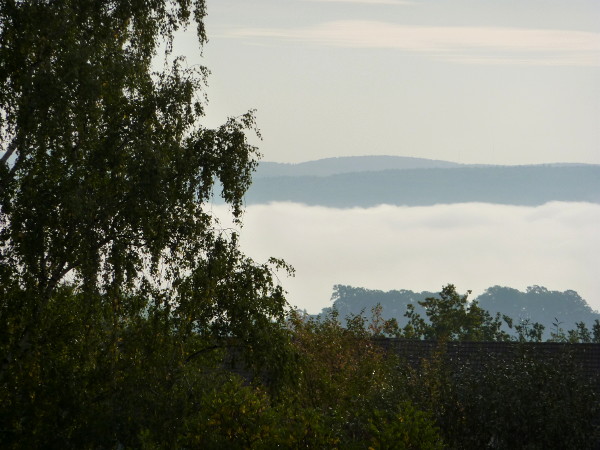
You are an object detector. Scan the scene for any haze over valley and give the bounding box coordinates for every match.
[196,0,599,315]
[249,156,600,207]
[213,155,600,314]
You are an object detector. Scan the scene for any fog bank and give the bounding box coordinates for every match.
[213,202,600,314]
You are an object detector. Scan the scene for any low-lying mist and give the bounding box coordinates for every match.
[212,201,600,315]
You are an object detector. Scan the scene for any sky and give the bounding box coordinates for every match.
[176,1,600,314]
[177,0,600,165]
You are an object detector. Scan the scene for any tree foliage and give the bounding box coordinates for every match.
[0,1,292,446]
[281,309,444,449]
[327,284,600,340]
[477,285,600,340]
[0,0,275,313]
[401,284,512,341]
[0,0,294,347]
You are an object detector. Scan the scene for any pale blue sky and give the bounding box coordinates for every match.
[177,0,600,165]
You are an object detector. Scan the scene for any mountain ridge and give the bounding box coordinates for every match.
[255,155,598,179]
[245,164,600,207]
[255,156,463,178]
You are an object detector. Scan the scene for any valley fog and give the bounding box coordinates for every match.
[213,201,600,314]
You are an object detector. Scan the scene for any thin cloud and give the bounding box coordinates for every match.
[229,21,600,66]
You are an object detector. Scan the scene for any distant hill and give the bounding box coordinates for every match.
[245,164,600,207]
[254,155,596,179]
[254,155,463,178]
[322,285,600,340]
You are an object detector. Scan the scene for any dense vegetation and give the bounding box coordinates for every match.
[3,281,599,448]
[1,1,598,448]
